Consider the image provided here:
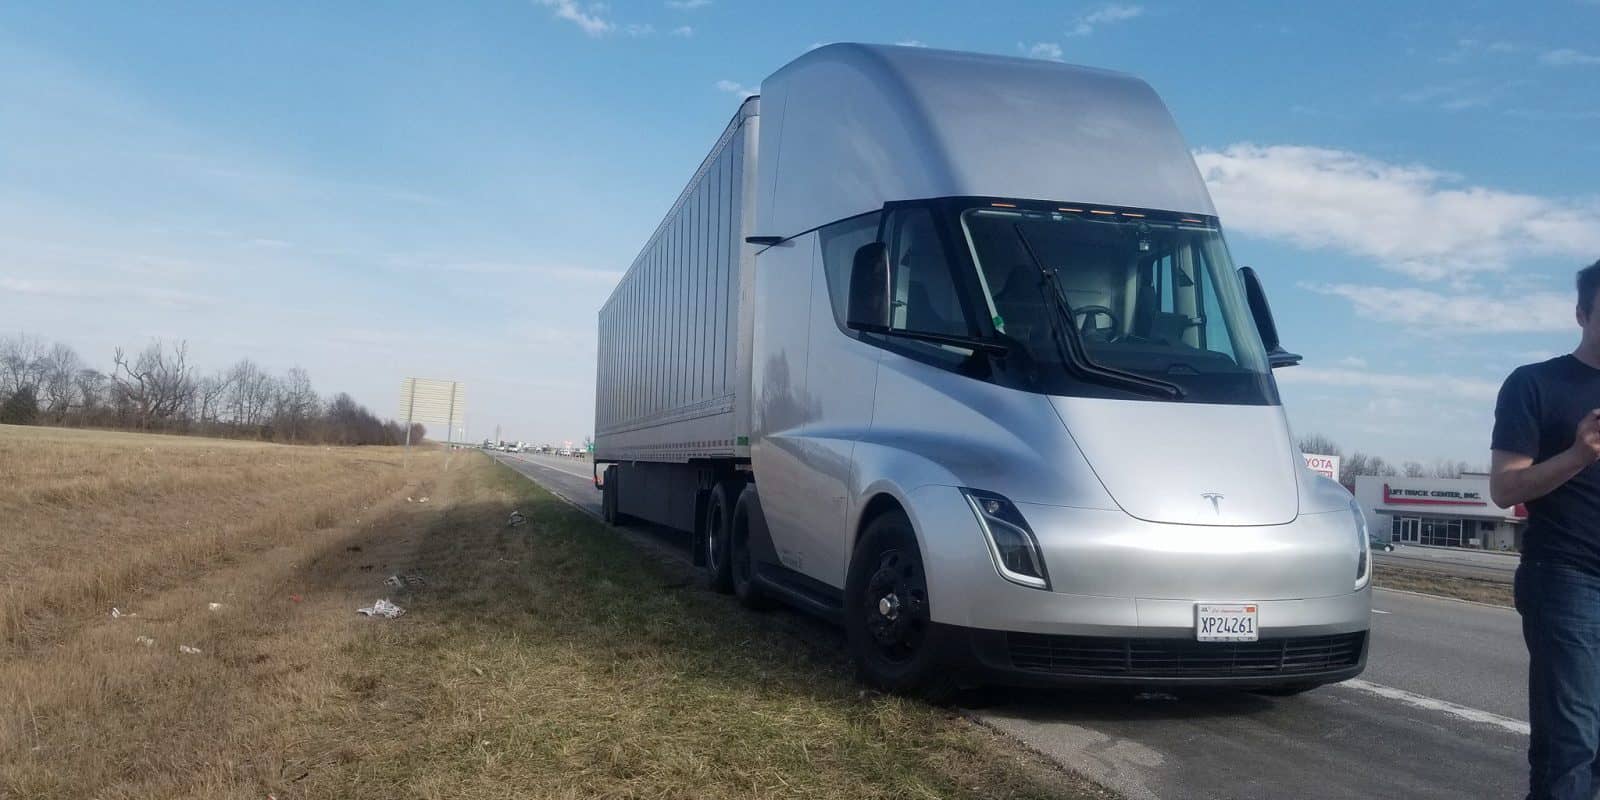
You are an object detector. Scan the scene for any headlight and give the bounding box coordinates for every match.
[962,489,1050,590]
[1351,498,1370,590]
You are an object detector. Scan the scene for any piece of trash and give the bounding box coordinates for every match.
[507,510,527,528]
[135,635,156,648]
[357,599,405,619]
[418,496,430,503]
[208,602,224,612]
[178,645,202,655]
[290,594,303,603]
[383,574,426,591]
[406,497,414,503]
[111,607,136,619]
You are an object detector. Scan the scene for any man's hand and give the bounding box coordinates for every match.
[1571,409,1600,464]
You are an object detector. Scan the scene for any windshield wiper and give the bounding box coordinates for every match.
[852,323,1011,355]
[1011,224,1185,400]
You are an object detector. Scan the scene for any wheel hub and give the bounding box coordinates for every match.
[863,550,927,656]
[877,592,901,620]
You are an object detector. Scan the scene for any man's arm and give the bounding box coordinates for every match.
[1490,410,1600,507]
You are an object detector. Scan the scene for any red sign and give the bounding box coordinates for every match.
[1382,483,1488,507]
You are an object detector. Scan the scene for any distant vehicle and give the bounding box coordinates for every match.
[592,44,1369,698]
[1370,532,1396,553]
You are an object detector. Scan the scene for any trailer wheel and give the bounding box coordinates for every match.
[845,511,957,702]
[701,481,737,594]
[730,487,774,610]
[601,466,627,526]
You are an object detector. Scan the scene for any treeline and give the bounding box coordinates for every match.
[0,334,422,446]
[1297,432,1484,486]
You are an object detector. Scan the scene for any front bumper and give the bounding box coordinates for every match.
[934,623,1368,689]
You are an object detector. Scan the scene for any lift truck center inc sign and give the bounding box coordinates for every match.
[1382,483,1488,507]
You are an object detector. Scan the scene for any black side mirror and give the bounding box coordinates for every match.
[846,242,891,331]
[1238,266,1302,369]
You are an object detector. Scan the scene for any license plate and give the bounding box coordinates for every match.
[1195,603,1258,642]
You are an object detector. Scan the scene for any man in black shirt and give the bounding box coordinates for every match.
[1492,259,1600,800]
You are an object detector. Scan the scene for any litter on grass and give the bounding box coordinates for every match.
[110,607,136,619]
[135,635,156,648]
[208,602,223,612]
[357,599,405,619]
[383,574,426,591]
[507,510,527,528]
[178,645,202,655]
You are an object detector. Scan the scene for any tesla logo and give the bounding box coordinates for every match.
[1201,492,1224,515]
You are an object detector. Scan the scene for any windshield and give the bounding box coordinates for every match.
[957,202,1276,404]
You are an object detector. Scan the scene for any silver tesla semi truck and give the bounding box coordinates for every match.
[593,43,1370,697]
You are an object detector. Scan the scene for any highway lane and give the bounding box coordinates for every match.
[495,452,1530,799]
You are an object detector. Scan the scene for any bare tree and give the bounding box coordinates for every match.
[0,334,48,399]
[223,359,276,429]
[270,367,318,441]
[110,340,197,428]
[1341,451,1398,484]
[1403,461,1427,478]
[74,368,107,415]
[195,371,234,427]
[38,342,83,421]
[1296,432,1344,457]
[1432,459,1476,479]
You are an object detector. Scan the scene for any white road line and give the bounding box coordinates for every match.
[1371,609,1390,615]
[1341,679,1530,736]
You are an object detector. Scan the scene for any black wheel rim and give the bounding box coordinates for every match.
[862,547,929,663]
[706,501,724,573]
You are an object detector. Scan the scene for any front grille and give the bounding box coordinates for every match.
[1007,631,1365,678]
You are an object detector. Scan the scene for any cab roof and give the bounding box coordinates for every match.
[754,43,1216,238]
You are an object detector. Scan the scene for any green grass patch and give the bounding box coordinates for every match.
[293,457,1110,799]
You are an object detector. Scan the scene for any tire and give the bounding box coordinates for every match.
[600,466,618,525]
[730,488,774,610]
[844,510,958,701]
[702,481,737,594]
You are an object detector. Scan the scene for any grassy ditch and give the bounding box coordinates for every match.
[1373,564,1513,607]
[0,426,1108,800]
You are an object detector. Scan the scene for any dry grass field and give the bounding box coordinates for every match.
[0,425,1107,800]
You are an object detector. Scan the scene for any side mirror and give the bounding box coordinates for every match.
[846,242,891,331]
[1238,266,1302,369]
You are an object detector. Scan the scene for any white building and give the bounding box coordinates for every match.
[1353,474,1526,551]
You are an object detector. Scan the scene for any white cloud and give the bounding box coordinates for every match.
[625,23,656,37]
[1068,4,1143,37]
[1302,283,1575,333]
[896,40,929,48]
[1019,41,1064,61]
[535,0,613,37]
[1194,144,1600,281]
[670,25,694,37]
[715,79,756,99]
[1276,366,1501,401]
[1541,47,1600,66]
[665,0,710,8]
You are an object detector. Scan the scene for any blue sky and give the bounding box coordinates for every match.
[2,1,1597,461]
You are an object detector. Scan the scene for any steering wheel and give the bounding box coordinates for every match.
[1073,305,1121,342]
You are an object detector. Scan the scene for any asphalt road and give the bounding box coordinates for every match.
[1375,545,1518,582]
[495,452,1531,800]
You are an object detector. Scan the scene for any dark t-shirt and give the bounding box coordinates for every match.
[1492,355,1600,575]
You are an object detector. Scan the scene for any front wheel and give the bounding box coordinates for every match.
[844,510,958,701]
[730,488,774,610]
